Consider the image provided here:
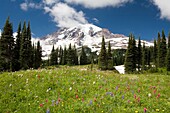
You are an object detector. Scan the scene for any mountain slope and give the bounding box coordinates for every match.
[32,24,154,60]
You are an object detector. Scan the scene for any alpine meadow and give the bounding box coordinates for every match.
[1,0,170,113]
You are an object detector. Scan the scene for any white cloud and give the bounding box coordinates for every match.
[64,0,133,8]
[20,1,42,11]
[151,0,170,20]
[44,2,88,28]
[43,0,59,5]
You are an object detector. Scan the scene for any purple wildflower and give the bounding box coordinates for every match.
[46,109,50,113]
[122,95,124,99]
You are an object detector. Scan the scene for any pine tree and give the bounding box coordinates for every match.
[35,41,42,68]
[73,45,78,65]
[98,36,107,70]
[27,22,33,68]
[157,32,161,67]
[20,21,29,69]
[153,39,158,69]
[125,34,136,73]
[59,46,63,65]
[142,43,147,71]
[0,17,14,71]
[50,45,56,66]
[107,41,113,70]
[80,46,87,65]
[166,47,170,71]
[67,43,74,65]
[159,30,167,67]
[147,48,151,68]
[55,48,58,65]
[137,37,142,72]
[62,46,67,65]
[13,22,21,71]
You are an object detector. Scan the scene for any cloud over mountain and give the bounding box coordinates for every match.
[64,0,133,8]
[151,0,170,20]
[44,3,88,28]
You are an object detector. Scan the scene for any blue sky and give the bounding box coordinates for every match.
[0,0,170,41]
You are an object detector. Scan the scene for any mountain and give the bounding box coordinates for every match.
[32,24,154,60]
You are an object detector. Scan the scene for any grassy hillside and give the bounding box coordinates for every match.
[0,65,170,113]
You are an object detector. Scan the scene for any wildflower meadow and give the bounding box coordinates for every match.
[0,65,170,113]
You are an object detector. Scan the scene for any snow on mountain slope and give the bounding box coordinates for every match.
[32,24,154,60]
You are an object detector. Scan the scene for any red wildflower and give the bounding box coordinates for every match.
[134,94,136,99]
[153,90,156,94]
[76,95,78,99]
[58,98,61,102]
[46,99,48,103]
[157,93,160,98]
[138,88,140,93]
[40,103,43,107]
[144,108,147,113]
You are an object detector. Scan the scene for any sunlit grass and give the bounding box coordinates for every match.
[0,65,170,112]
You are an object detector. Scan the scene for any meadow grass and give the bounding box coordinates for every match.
[0,65,170,113]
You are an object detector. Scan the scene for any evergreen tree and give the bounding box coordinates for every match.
[159,30,167,67]
[142,43,147,71]
[157,32,161,67]
[137,37,142,72]
[0,17,14,71]
[50,45,56,66]
[55,48,58,65]
[125,34,136,73]
[80,46,87,65]
[20,21,29,69]
[98,36,107,70]
[107,41,113,70]
[59,46,63,65]
[67,43,74,65]
[147,48,151,68]
[153,39,158,69]
[35,41,42,68]
[62,46,67,65]
[166,47,170,71]
[73,45,78,65]
[27,22,33,68]
[13,22,21,71]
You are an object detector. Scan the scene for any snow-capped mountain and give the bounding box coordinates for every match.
[32,24,153,60]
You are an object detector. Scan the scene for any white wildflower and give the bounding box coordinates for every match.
[69,87,72,91]
[148,93,151,97]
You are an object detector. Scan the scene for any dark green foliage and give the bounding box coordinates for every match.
[50,45,57,66]
[20,22,29,69]
[157,32,161,67]
[137,37,142,71]
[80,46,87,65]
[112,49,126,66]
[27,22,33,68]
[59,46,63,65]
[107,41,113,70]
[142,43,147,71]
[98,37,107,70]
[0,17,14,71]
[67,44,74,65]
[153,39,158,69]
[125,34,136,73]
[73,45,78,65]
[34,41,42,69]
[147,48,151,68]
[13,22,21,71]
[159,30,167,67]
[166,47,170,71]
[62,46,67,65]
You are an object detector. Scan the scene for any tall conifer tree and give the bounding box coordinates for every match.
[0,17,14,71]
[107,41,113,70]
[98,36,107,70]
[80,46,87,65]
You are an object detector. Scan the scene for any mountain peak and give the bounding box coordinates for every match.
[32,24,153,60]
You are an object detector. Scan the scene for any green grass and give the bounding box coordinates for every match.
[0,65,170,113]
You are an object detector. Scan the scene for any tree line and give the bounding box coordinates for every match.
[124,31,170,74]
[0,17,42,72]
